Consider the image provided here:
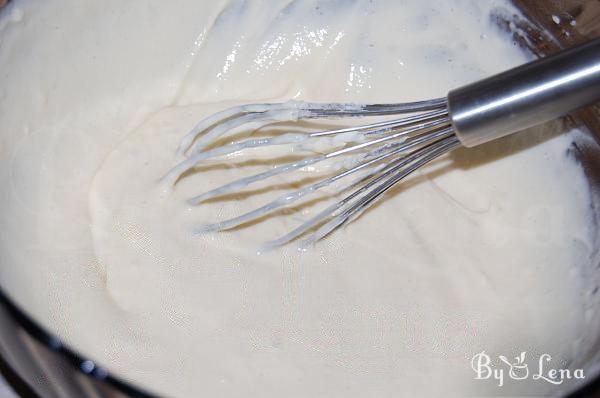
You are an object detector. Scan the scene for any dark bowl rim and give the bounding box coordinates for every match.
[0,287,158,398]
[0,285,599,398]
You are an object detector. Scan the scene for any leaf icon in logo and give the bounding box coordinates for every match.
[500,352,529,380]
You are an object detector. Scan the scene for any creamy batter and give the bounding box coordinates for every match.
[0,0,599,397]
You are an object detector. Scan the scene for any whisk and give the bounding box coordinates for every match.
[164,38,600,250]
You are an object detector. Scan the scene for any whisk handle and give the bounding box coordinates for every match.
[448,38,600,148]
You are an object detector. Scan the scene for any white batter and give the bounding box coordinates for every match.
[0,0,599,397]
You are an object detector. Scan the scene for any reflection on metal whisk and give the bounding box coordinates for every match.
[164,39,600,250]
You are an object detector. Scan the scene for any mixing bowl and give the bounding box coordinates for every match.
[0,1,599,397]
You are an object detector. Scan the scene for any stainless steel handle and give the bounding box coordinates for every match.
[448,38,600,148]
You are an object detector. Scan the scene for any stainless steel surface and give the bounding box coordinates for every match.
[449,38,600,147]
[170,39,600,247]
[167,99,458,249]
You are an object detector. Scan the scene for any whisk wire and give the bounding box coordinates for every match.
[259,133,459,251]
[177,98,447,156]
[297,135,461,249]
[168,99,458,249]
[195,126,454,232]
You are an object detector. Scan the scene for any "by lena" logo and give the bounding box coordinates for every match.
[471,351,585,387]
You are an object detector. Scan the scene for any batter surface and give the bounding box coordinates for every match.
[0,1,599,396]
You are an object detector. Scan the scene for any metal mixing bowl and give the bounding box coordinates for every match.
[0,1,598,397]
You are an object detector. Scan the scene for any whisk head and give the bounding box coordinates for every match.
[163,98,461,251]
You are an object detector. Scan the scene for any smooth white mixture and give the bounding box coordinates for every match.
[0,1,599,397]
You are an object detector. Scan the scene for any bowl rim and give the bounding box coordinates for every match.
[0,288,158,398]
[0,282,599,397]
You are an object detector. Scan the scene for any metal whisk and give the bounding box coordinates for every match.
[164,38,600,250]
